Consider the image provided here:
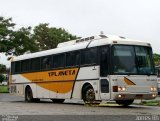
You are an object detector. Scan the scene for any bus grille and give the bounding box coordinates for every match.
[127,86,150,93]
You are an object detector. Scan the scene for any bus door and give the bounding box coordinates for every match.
[99,45,110,100]
[99,77,110,100]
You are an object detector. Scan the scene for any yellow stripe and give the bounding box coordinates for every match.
[21,68,79,93]
[124,77,136,85]
[38,82,74,93]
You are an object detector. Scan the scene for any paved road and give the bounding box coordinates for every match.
[0,93,160,121]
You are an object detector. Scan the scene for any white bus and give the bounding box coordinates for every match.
[9,35,157,106]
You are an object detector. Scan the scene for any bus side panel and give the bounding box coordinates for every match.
[72,81,83,99]
[76,66,99,80]
[36,82,73,99]
[36,83,50,98]
[10,83,24,96]
[49,81,73,99]
[16,84,24,96]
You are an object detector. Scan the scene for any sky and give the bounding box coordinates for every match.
[0,0,160,66]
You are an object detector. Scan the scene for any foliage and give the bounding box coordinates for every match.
[33,23,77,51]
[0,17,77,56]
[0,17,15,53]
[153,53,160,66]
[11,27,39,55]
[0,74,5,82]
[0,64,6,74]
[0,16,38,55]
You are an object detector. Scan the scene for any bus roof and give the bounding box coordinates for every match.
[12,35,151,62]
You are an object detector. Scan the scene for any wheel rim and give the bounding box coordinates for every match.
[86,88,95,102]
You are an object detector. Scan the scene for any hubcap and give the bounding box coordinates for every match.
[86,89,95,102]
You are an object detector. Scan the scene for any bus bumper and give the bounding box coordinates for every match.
[113,93,157,100]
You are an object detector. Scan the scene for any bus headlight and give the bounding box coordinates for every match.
[150,87,157,91]
[118,86,127,91]
[152,94,157,98]
[118,87,122,91]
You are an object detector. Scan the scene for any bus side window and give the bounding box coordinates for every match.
[53,54,65,68]
[41,56,52,70]
[66,51,80,67]
[11,62,15,74]
[100,46,109,76]
[31,58,40,71]
[15,61,21,73]
[21,59,30,72]
[81,47,97,65]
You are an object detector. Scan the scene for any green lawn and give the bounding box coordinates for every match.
[142,100,160,106]
[0,85,9,93]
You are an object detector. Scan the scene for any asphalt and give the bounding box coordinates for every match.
[0,93,160,121]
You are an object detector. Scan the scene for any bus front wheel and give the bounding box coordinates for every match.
[116,100,134,106]
[82,85,96,104]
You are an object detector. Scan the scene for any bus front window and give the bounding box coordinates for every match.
[113,45,137,74]
[135,46,155,75]
[113,45,155,75]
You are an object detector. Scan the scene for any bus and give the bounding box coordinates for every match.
[9,35,157,106]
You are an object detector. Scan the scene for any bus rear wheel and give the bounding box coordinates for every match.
[25,86,40,102]
[25,87,33,102]
[51,99,65,103]
[116,100,134,106]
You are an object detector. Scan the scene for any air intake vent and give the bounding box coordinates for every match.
[76,36,95,43]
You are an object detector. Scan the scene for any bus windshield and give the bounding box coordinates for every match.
[113,45,155,75]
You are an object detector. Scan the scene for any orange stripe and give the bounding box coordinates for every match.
[38,82,74,93]
[124,77,136,85]
[21,68,79,93]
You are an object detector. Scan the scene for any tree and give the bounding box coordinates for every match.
[153,53,160,66]
[1,16,78,56]
[11,27,39,55]
[33,23,77,51]
[0,64,6,74]
[0,16,39,56]
[0,74,5,82]
[0,17,15,53]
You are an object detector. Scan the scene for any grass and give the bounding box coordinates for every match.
[0,85,9,93]
[142,100,160,106]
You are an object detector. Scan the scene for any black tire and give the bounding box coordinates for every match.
[116,100,134,106]
[25,87,33,102]
[51,99,65,103]
[82,85,96,104]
